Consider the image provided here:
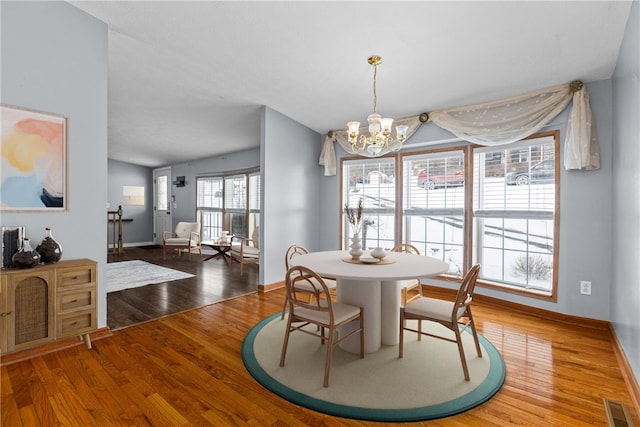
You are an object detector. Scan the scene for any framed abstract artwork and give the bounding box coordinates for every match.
[1,104,68,211]
[123,185,145,206]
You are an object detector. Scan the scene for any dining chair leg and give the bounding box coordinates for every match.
[399,308,405,358]
[323,326,335,387]
[418,319,422,341]
[279,316,293,367]
[468,309,483,357]
[359,309,365,359]
[454,326,470,381]
[299,292,322,332]
[280,294,288,320]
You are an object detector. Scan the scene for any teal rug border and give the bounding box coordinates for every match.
[242,312,506,423]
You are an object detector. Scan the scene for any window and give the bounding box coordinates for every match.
[472,132,558,294]
[339,131,559,299]
[196,170,260,241]
[225,174,248,236]
[156,176,168,211]
[197,177,223,241]
[248,172,261,240]
[342,157,396,250]
[402,149,466,274]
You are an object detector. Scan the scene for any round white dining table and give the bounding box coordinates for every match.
[289,250,449,353]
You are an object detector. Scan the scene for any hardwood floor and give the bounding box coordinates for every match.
[107,246,258,330]
[2,281,638,426]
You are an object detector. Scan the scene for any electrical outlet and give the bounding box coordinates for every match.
[580,280,592,295]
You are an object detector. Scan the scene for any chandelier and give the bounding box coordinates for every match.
[347,56,408,156]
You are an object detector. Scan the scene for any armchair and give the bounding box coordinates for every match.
[162,222,202,260]
[230,227,260,276]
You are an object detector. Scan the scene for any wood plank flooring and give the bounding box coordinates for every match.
[2,277,638,426]
[107,246,257,330]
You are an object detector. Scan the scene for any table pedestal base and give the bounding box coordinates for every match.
[337,278,401,354]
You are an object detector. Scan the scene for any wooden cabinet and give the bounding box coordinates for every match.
[0,259,97,354]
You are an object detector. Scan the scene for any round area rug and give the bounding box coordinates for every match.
[242,313,505,422]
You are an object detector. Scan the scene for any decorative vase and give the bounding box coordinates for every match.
[370,247,387,260]
[349,233,363,260]
[12,238,41,269]
[36,227,63,264]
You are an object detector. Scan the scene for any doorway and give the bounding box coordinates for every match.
[153,167,172,244]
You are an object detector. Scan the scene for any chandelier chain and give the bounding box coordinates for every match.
[372,63,377,113]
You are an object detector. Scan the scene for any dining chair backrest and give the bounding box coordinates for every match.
[284,244,310,270]
[391,243,420,255]
[285,265,335,322]
[391,243,422,305]
[453,264,481,318]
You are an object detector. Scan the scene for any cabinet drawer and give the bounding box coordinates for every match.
[57,266,95,288]
[57,288,95,313]
[56,310,96,338]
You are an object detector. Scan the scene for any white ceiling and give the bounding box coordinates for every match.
[68,1,632,168]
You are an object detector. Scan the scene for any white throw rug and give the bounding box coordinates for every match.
[107,260,194,293]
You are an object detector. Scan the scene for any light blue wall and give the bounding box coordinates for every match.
[167,148,260,225]
[318,80,615,321]
[1,2,109,327]
[107,159,154,245]
[612,0,640,382]
[261,107,323,285]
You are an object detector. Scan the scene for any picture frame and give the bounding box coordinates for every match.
[1,104,68,211]
[123,185,145,206]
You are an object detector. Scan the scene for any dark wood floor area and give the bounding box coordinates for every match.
[2,287,638,426]
[107,246,258,330]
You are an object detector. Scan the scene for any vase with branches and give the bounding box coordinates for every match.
[344,198,364,259]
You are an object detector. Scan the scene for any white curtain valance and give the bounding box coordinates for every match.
[319,115,424,176]
[429,83,573,146]
[319,81,600,176]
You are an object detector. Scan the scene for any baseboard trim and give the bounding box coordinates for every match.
[258,280,284,292]
[1,327,112,366]
[609,324,640,420]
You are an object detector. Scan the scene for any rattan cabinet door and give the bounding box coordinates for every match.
[0,274,6,353]
[3,268,55,352]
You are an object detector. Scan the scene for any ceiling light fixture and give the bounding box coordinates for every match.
[347,56,408,156]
